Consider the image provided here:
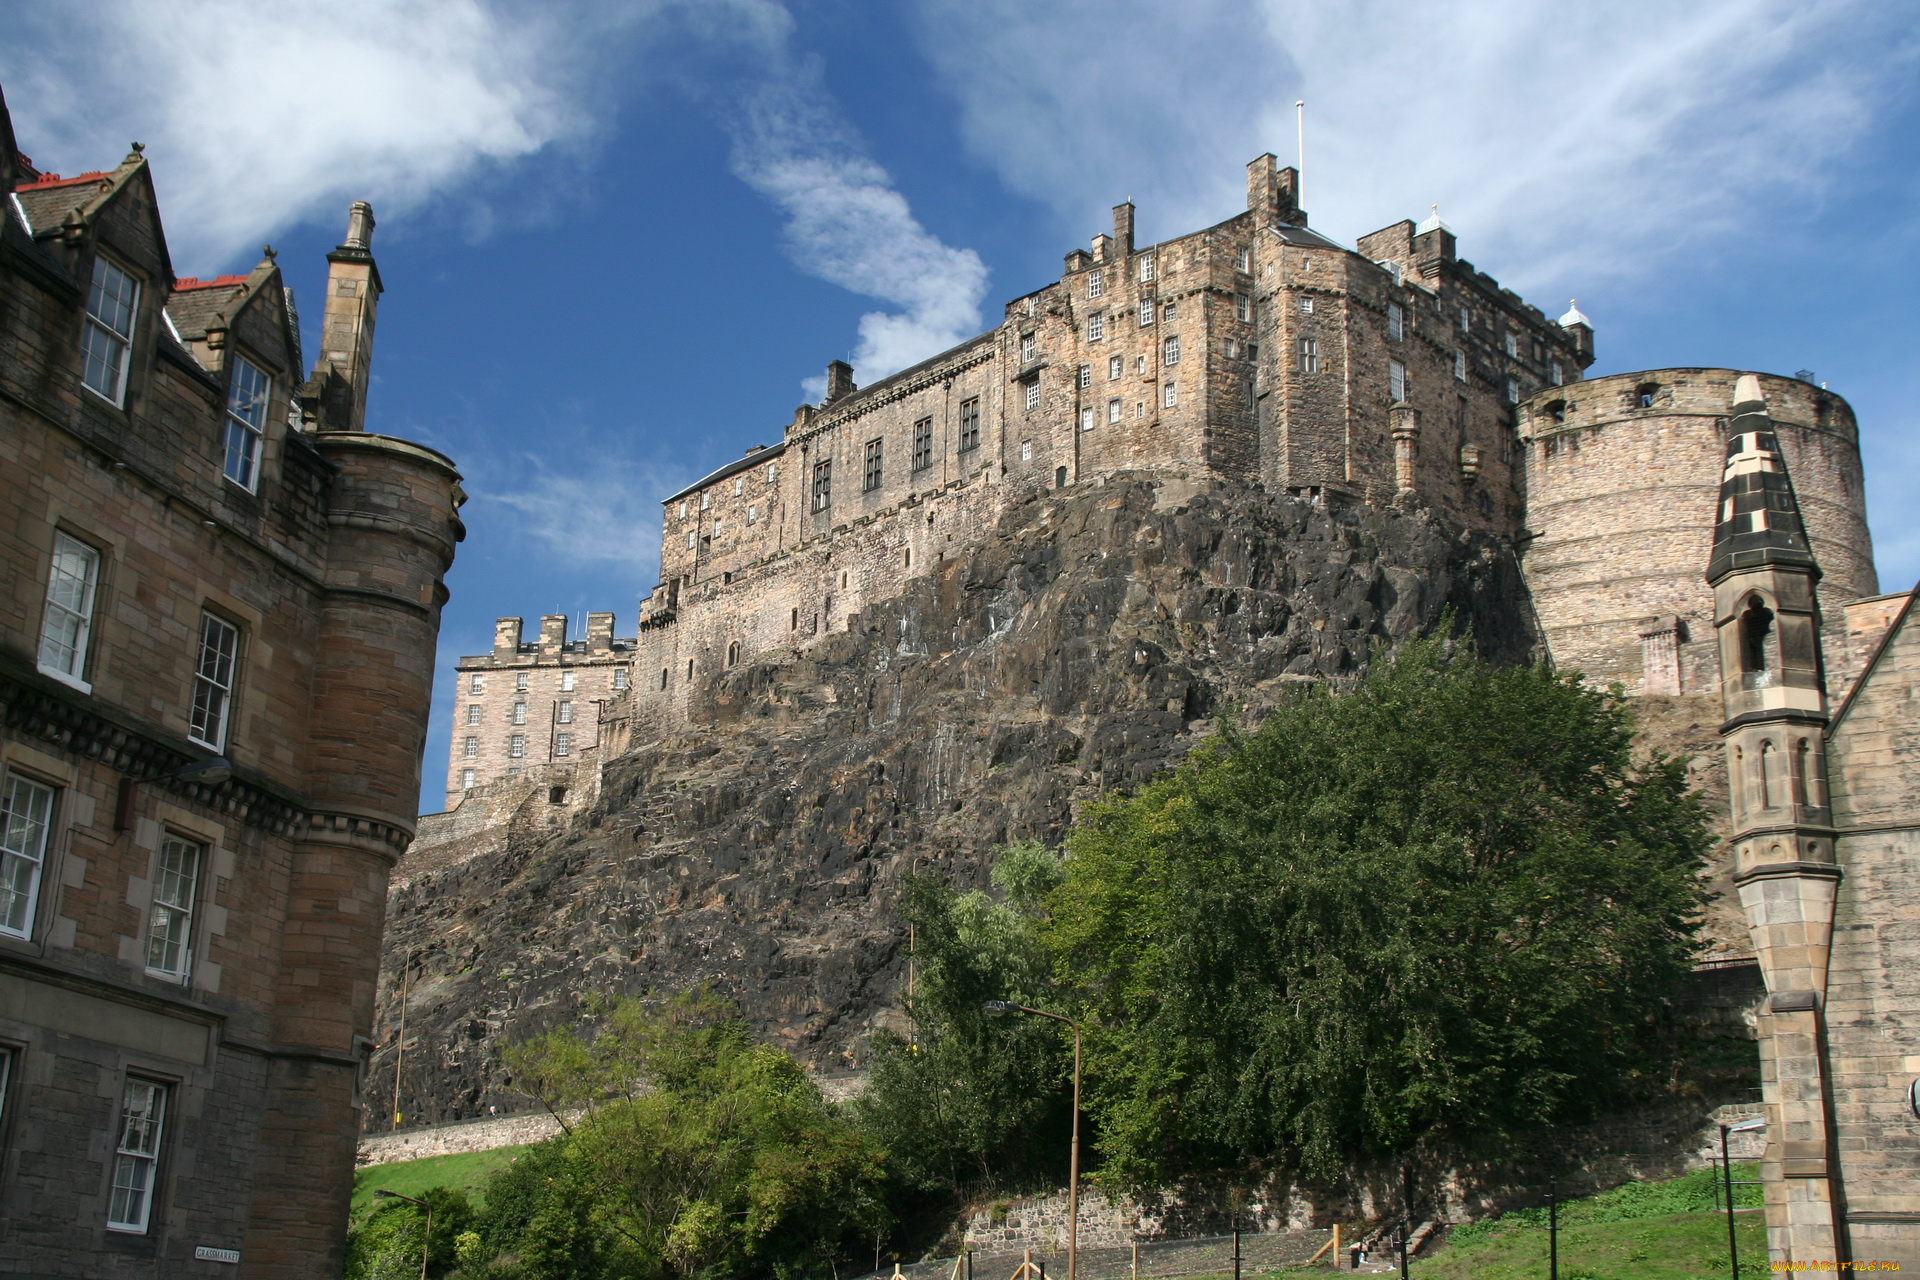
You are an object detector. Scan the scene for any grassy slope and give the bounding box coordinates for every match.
[350,1145,532,1215]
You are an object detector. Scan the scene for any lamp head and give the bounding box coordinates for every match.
[173,757,232,785]
[373,1190,398,1199]
[982,1000,1017,1015]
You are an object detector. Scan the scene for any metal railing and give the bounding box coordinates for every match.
[857,1227,1335,1280]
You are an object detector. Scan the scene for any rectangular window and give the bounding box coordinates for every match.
[222,356,270,491]
[460,768,475,790]
[1506,378,1521,404]
[511,702,526,725]
[1297,338,1320,374]
[912,417,933,471]
[560,671,574,693]
[864,438,883,491]
[1080,406,1094,431]
[1454,350,1468,381]
[463,737,478,758]
[1163,381,1178,408]
[733,476,743,496]
[188,613,239,751]
[557,701,574,724]
[1077,364,1091,389]
[83,256,139,405]
[508,734,526,759]
[37,532,99,686]
[811,459,832,512]
[1235,246,1251,273]
[1551,361,1564,386]
[1504,332,1519,358]
[1087,313,1105,342]
[612,669,629,691]
[1389,360,1407,402]
[1108,398,1123,423]
[1162,301,1176,322]
[516,672,529,692]
[107,1079,167,1233]
[700,492,710,510]
[1235,293,1251,322]
[687,529,696,550]
[1024,380,1040,412]
[1138,254,1155,282]
[677,502,688,520]
[1458,305,1470,332]
[1021,333,1036,362]
[145,834,202,982]
[555,732,572,757]
[766,462,777,484]
[1299,296,1314,314]
[1162,336,1180,365]
[469,673,485,695]
[1138,298,1154,326]
[0,772,55,939]
[747,505,757,524]
[958,397,981,451]
[1387,302,1403,341]
[1088,270,1104,297]
[466,704,482,725]
[1108,355,1123,380]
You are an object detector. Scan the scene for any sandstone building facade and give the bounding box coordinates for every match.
[1,86,461,1280]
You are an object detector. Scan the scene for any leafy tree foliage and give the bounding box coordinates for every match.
[849,843,1074,1195]
[1048,634,1711,1185]
[345,1185,476,1280]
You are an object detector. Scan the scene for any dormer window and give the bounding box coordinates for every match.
[83,256,139,405]
[223,355,270,491]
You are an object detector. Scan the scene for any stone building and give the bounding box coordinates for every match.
[445,613,633,796]
[1703,376,1917,1269]
[0,85,461,1280]
[619,158,1592,733]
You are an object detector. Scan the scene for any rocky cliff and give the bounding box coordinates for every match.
[373,474,1546,1125]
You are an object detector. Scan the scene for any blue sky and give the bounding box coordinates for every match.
[6,0,1917,813]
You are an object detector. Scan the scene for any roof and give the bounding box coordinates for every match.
[13,172,113,234]
[1267,222,1346,251]
[664,442,788,505]
[1705,376,1820,584]
[164,280,246,342]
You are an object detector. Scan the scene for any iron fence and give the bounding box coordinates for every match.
[855,1227,1336,1280]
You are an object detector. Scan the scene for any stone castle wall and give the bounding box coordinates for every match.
[1518,369,1876,693]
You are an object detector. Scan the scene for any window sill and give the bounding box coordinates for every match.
[35,664,92,695]
[185,734,224,753]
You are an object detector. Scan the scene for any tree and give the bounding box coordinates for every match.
[1048,634,1711,1185]
[849,843,1074,1196]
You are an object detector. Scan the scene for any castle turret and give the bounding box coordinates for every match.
[1709,374,1847,1267]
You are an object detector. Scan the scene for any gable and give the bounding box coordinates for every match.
[1828,585,1920,831]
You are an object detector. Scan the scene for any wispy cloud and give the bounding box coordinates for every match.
[474,454,690,589]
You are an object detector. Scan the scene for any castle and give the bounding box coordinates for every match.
[438,155,1916,1270]
[1,84,460,1280]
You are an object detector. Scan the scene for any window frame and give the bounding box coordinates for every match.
[1235,293,1252,323]
[465,704,482,726]
[1389,360,1407,403]
[1162,380,1177,409]
[912,417,934,472]
[0,770,56,941]
[187,612,240,752]
[557,701,574,725]
[1079,406,1094,431]
[1087,313,1105,342]
[863,438,884,492]
[1138,253,1155,283]
[106,1078,169,1234]
[1297,338,1321,375]
[1138,298,1155,327]
[222,354,271,492]
[37,531,101,691]
[82,254,140,407]
[554,732,572,757]
[1162,335,1180,366]
[468,673,486,696]
[464,737,479,758]
[144,833,203,983]
[1077,364,1091,390]
[460,768,475,790]
[1087,270,1104,298]
[810,459,832,512]
[958,397,981,452]
[1107,398,1123,424]
[1454,350,1468,382]
[1023,380,1040,412]
[1020,332,1036,362]
[508,734,526,759]
[1387,302,1404,341]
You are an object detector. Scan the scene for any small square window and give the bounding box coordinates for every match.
[1387,303,1403,342]
[1163,381,1177,409]
[1162,301,1176,322]
[1299,296,1314,314]
[1024,380,1041,412]
[613,669,629,691]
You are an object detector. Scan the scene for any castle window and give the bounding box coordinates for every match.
[1022,440,1033,460]
[1080,406,1094,431]
[1504,332,1519,358]
[509,734,526,759]
[1108,355,1123,380]
[1298,296,1314,315]
[1551,361,1564,386]
[864,438,883,491]
[1163,381,1178,409]
[1087,313,1105,341]
[727,642,740,667]
[700,492,710,510]
[1021,332,1036,362]
[1138,298,1154,326]
[1078,364,1091,389]
[1136,355,1148,375]
[1138,254,1155,282]
[1389,360,1406,402]
[107,1079,168,1233]
[959,397,981,451]
[1297,338,1320,374]
[688,659,695,679]
[678,502,688,519]
[713,520,722,537]
[1088,270,1104,298]
[903,550,911,568]
[1506,378,1520,404]
[1740,596,1780,687]
[1056,466,1068,488]
[1236,246,1251,273]
[463,736,478,758]
[0,771,55,940]
[687,530,696,550]
[1135,401,1145,418]
[512,702,527,724]
[1758,740,1779,809]
[1246,343,1258,361]
[1453,351,1467,381]
[661,667,669,690]
[38,531,99,689]
[811,459,832,512]
[1543,400,1567,424]
[145,833,202,982]
[1024,380,1040,412]
[1636,382,1659,409]
[1458,305,1470,332]
[561,671,574,692]
[1108,398,1122,423]
[188,612,240,752]
[1236,294,1251,322]
[469,673,485,695]
[557,701,574,724]
[747,506,757,524]
[1162,301,1176,322]
[83,255,139,405]
[461,768,475,790]
[1387,303,1403,341]
[223,355,270,492]
[766,462,778,484]
[1224,339,1238,359]
[613,669,628,691]
[516,672,529,692]
[790,607,799,630]
[1162,335,1180,365]
[549,786,567,804]
[555,732,572,757]
[913,417,933,471]
[506,766,521,776]
[466,704,482,725]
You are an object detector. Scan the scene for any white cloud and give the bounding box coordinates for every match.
[727,67,990,390]
[477,455,689,585]
[907,0,1909,294]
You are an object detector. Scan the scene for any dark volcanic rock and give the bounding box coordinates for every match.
[373,476,1539,1126]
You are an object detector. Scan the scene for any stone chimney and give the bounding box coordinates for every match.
[538,614,567,656]
[306,201,382,432]
[824,360,857,403]
[586,612,614,652]
[1246,155,1305,226]
[1113,203,1135,259]
[1091,233,1112,264]
[493,616,524,659]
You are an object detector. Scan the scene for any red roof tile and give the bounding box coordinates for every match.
[14,170,112,191]
[172,275,249,291]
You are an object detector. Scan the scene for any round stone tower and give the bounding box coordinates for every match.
[1517,369,1875,694]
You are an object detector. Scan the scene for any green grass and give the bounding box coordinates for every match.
[1408,1164,1769,1280]
[350,1144,532,1215]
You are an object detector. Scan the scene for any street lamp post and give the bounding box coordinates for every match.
[373,1189,434,1280]
[1722,1116,1766,1280]
[985,1000,1082,1280]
